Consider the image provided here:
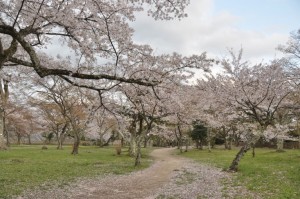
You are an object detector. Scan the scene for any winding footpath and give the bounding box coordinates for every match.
[75,148,186,199]
[18,148,260,199]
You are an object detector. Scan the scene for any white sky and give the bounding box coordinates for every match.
[130,0,300,64]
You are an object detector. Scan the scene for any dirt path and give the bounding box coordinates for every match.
[18,148,260,199]
[72,148,187,199]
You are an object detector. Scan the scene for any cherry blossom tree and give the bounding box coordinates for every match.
[5,103,43,145]
[85,107,119,147]
[194,86,239,150]
[0,0,216,150]
[0,0,197,90]
[36,101,69,149]
[33,76,100,154]
[199,50,291,171]
[165,89,194,152]
[277,29,300,150]
[278,29,300,77]
[107,50,212,164]
[118,84,170,166]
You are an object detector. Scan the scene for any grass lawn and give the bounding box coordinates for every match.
[0,145,153,198]
[181,147,300,199]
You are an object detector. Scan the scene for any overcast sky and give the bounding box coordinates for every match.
[130,0,300,64]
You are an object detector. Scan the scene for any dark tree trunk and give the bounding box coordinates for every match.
[234,134,241,147]
[57,124,68,149]
[135,116,144,166]
[0,80,8,150]
[71,136,80,155]
[225,137,233,150]
[0,109,7,149]
[27,134,31,145]
[228,138,232,150]
[225,139,229,149]
[179,139,183,153]
[98,137,104,147]
[176,126,183,153]
[135,138,142,167]
[129,134,137,157]
[129,119,137,157]
[143,136,149,148]
[17,134,21,145]
[228,144,251,172]
[5,128,9,147]
[185,139,188,152]
[57,138,63,150]
[252,146,255,158]
[276,137,284,152]
[57,133,66,149]
[121,138,124,147]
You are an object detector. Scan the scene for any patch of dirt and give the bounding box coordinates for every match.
[17,148,260,199]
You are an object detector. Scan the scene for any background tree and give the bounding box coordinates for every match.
[205,50,291,171]
[90,109,118,147]
[0,0,213,151]
[190,122,207,150]
[34,77,99,154]
[37,102,69,149]
[119,84,168,166]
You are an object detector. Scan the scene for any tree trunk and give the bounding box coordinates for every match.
[185,139,188,152]
[0,80,8,150]
[121,138,124,147]
[27,134,31,145]
[175,127,183,153]
[135,137,142,167]
[0,109,7,149]
[196,140,200,149]
[179,139,183,153]
[57,137,63,150]
[4,115,10,147]
[234,134,240,147]
[98,133,106,147]
[228,137,232,150]
[228,144,251,172]
[252,145,256,158]
[71,135,80,155]
[57,134,66,150]
[225,139,229,149]
[98,137,103,147]
[0,134,6,149]
[17,134,21,145]
[57,124,68,149]
[207,128,212,152]
[276,137,284,152]
[143,137,148,148]
[129,134,137,157]
[208,140,211,152]
[5,128,9,147]
[200,141,203,150]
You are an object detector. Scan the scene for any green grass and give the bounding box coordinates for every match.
[0,145,153,198]
[181,147,300,199]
